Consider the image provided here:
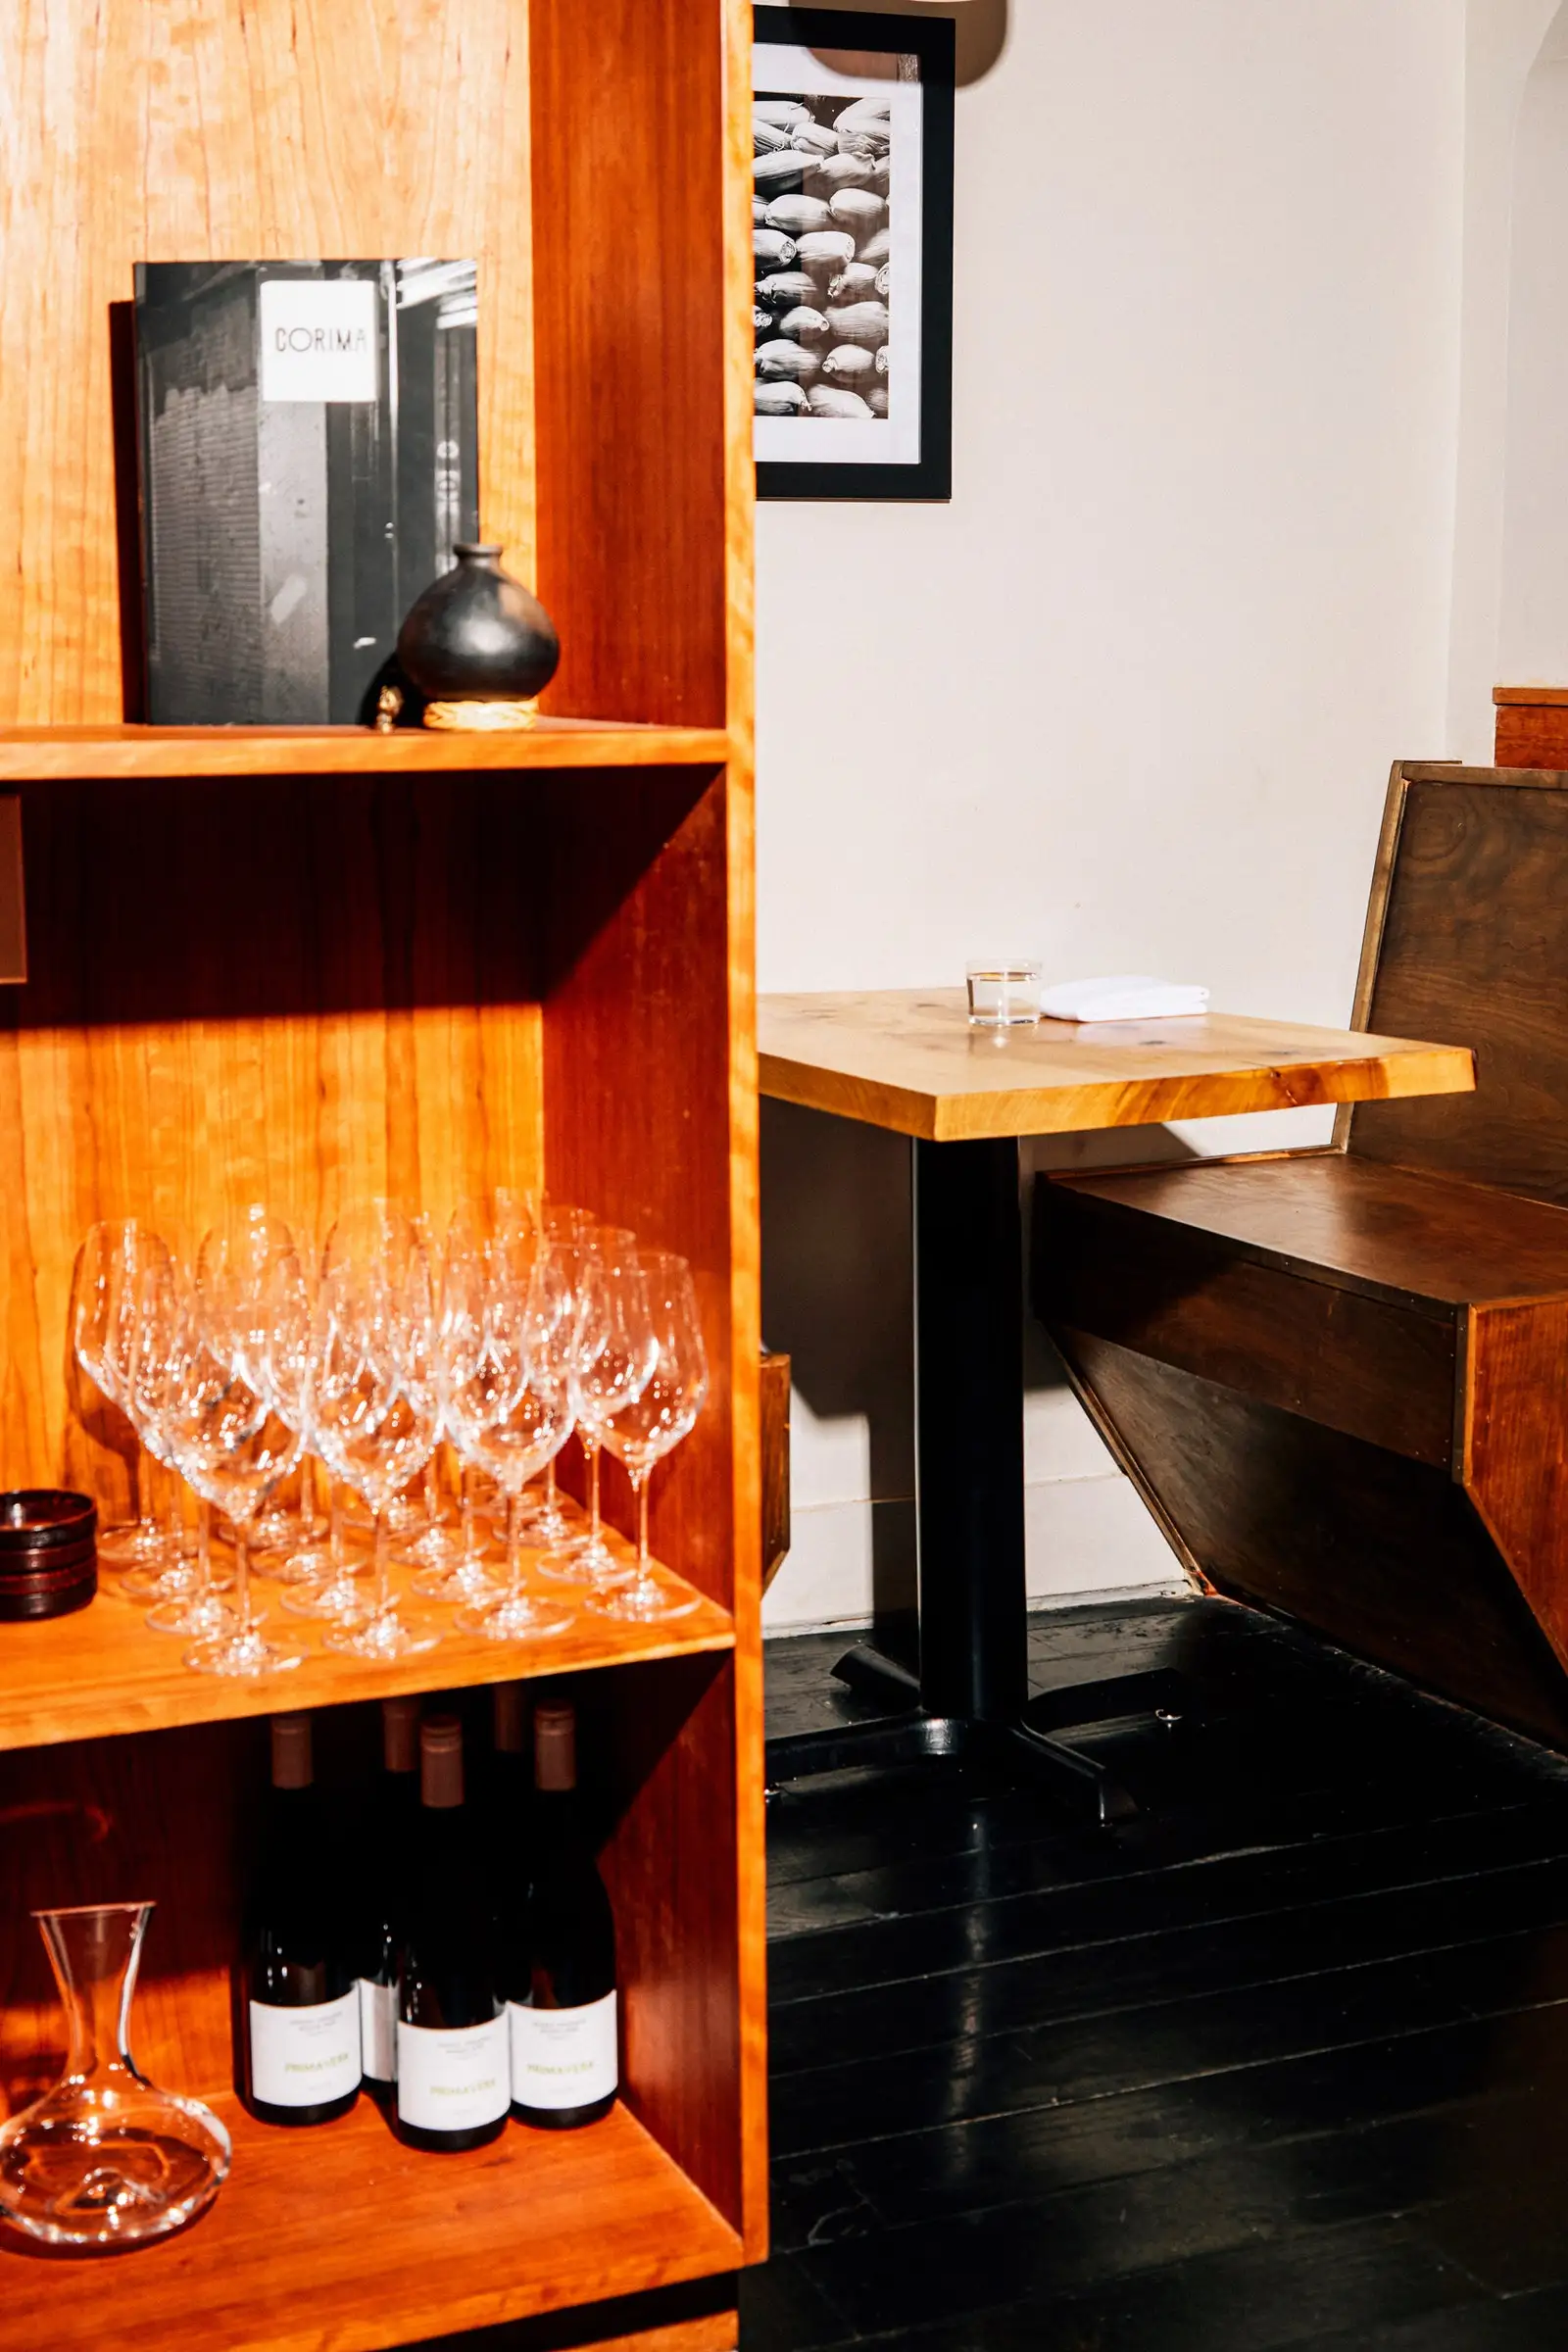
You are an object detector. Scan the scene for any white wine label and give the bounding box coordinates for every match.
[396,2013,510,2133]
[249,1991,361,2108]
[508,1990,618,2111]
[358,1978,396,2083]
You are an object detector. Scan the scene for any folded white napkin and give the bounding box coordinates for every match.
[1038,975,1209,1023]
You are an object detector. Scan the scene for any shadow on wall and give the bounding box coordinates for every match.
[760,1096,1201,1636]
[757,0,1008,88]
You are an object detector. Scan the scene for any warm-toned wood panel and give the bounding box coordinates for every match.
[538,768,763,2250]
[1466,1298,1568,1677]
[0,727,732,782]
[1039,1183,1459,1468]
[1494,691,1568,769]
[1348,769,1568,1204]
[0,0,534,730]
[760,1350,791,1592]
[1057,1331,1568,1747]
[1049,1155,1568,1313]
[758,991,1474,1143]
[0,772,554,1514]
[530,0,729,727]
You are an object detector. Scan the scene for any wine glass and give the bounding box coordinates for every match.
[446,1240,575,1642]
[163,1228,310,1678]
[408,1194,536,1580]
[72,1222,183,1576]
[313,1203,443,1661]
[590,1250,708,1622]
[514,1201,596,1545]
[535,1230,653,1591]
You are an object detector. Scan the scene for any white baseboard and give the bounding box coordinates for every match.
[761,1472,1189,1636]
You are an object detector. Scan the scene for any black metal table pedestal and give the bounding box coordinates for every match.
[764,1137,1159,1826]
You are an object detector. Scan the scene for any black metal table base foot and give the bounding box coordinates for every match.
[765,1652,1205,1826]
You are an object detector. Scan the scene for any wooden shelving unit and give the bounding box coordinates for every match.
[0,2,761,2347]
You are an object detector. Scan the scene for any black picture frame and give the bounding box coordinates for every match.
[754,7,954,503]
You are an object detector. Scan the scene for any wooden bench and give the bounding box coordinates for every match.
[1036,761,1568,1746]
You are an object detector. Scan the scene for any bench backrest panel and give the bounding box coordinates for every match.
[1348,764,1568,1205]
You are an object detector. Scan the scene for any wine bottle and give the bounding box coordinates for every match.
[507,1700,618,2129]
[395,1714,509,2151]
[241,1712,362,2128]
[355,1694,420,2100]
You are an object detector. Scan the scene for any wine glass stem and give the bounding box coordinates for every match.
[543,1457,558,1518]
[133,1445,148,1533]
[635,1469,651,1578]
[329,1492,344,1574]
[587,1439,602,1547]
[424,1457,441,1528]
[164,1465,183,1552]
[372,1508,390,1615]
[234,1529,252,1633]
[197,1498,212,1599]
[461,1466,474,1567]
[507,1491,522,1597]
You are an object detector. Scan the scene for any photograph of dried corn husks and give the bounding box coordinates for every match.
[753,9,953,502]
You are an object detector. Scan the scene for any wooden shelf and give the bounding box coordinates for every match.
[0,2092,741,2352]
[0,1542,732,1753]
[0,722,733,784]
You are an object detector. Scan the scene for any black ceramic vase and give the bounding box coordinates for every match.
[395,544,561,707]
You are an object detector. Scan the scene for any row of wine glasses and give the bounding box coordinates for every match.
[72,1199,710,1678]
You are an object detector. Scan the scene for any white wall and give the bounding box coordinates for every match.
[757,0,1477,1633]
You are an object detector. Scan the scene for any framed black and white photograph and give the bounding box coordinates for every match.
[754,7,954,502]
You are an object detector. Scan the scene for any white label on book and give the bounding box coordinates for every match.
[396,2014,510,2133]
[508,1991,618,2110]
[249,1991,361,2108]
[358,1978,396,2083]
[260,277,378,404]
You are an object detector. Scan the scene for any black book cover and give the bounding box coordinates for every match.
[133,259,479,725]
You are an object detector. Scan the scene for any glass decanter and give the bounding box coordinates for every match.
[0,1902,230,2248]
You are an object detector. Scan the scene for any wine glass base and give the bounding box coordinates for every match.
[533,1545,634,1590]
[322,1610,442,1660]
[402,1524,471,1570]
[253,1537,364,1587]
[453,1593,575,1642]
[183,1627,306,1677]
[279,1571,369,1620]
[587,1580,702,1623]
[120,1561,231,1603]
[145,1592,239,1638]
[410,1562,503,1603]
[97,1524,175,1570]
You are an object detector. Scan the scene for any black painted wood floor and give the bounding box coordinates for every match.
[742,1595,1568,2351]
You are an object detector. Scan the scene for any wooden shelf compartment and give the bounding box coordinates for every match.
[0,2097,740,2352]
[0,1649,746,2350]
[0,724,734,785]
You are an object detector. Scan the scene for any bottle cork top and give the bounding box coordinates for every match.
[382,1694,420,1775]
[420,1713,465,1810]
[493,1682,527,1756]
[270,1713,313,1790]
[534,1700,576,1792]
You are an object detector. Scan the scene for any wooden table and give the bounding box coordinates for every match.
[760,990,1476,1815]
